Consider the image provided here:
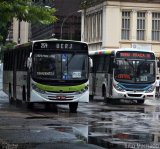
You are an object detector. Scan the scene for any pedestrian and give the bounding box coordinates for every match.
[155,77,160,97]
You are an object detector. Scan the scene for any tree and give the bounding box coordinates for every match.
[0,0,57,44]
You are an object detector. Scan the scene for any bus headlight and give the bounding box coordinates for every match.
[78,85,88,94]
[32,84,45,94]
[113,83,125,92]
[145,86,155,93]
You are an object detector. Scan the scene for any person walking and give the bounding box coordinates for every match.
[155,77,160,98]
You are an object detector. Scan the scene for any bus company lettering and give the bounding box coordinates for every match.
[36,54,55,58]
[37,72,55,75]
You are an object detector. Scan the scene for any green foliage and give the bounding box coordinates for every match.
[0,0,57,24]
[0,41,17,61]
[0,35,3,42]
[1,41,17,50]
[0,0,57,44]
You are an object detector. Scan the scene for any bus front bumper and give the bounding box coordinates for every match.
[29,90,89,103]
[112,90,155,100]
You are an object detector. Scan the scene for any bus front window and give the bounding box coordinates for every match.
[33,53,88,80]
[33,54,57,79]
[114,59,155,83]
[62,54,88,80]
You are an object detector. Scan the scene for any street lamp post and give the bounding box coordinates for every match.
[60,11,81,39]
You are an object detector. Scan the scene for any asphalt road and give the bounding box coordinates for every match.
[0,68,160,149]
[0,89,160,149]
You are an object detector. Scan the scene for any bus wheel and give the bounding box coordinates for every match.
[89,95,94,101]
[137,100,144,104]
[69,102,78,113]
[16,99,22,106]
[27,102,34,109]
[103,88,111,103]
[22,85,26,101]
[9,83,13,104]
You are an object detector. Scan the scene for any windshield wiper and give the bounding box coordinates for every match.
[125,58,134,69]
[136,60,147,76]
[67,53,75,65]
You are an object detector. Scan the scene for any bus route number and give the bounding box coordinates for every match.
[41,43,48,49]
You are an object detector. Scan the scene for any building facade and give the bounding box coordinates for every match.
[31,0,81,40]
[81,0,160,57]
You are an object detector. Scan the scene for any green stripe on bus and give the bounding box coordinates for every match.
[35,83,86,92]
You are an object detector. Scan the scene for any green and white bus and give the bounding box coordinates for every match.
[89,48,159,104]
[3,39,89,112]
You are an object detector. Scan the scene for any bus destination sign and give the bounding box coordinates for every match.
[33,41,88,51]
[116,51,155,60]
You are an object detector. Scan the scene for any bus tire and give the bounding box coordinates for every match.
[22,85,26,101]
[137,100,144,104]
[103,87,111,103]
[16,99,22,106]
[27,102,34,109]
[69,102,78,113]
[9,83,13,104]
[89,95,94,101]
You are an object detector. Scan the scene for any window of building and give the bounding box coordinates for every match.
[121,11,130,40]
[137,12,145,40]
[152,12,160,41]
[85,10,103,42]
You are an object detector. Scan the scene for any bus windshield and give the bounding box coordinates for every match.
[114,59,155,83]
[32,53,88,81]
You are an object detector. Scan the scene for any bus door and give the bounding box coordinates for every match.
[106,74,113,97]
[102,55,111,98]
[95,55,105,96]
[89,56,94,96]
[13,50,17,100]
[107,55,114,97]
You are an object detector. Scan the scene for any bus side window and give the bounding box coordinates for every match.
[103,55,109,72]
[96,56,104,73]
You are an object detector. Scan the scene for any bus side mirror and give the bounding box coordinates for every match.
[27,52,32,70]
[27,57,32,69]
[89,57,93,73]
[89,57,93,68]
[157,61,160,68]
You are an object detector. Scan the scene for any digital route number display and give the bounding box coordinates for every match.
[116,51,155,60]
[33,41,88,51]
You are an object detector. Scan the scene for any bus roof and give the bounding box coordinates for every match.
[89,48,155,56]
[13,39,87,48]
[32,39,88,45]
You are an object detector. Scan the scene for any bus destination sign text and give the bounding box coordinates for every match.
[116,51,155,60]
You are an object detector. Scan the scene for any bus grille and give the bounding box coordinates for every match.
[126,89,144,92]
[127,94,142,97]
[48,95,74,101]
